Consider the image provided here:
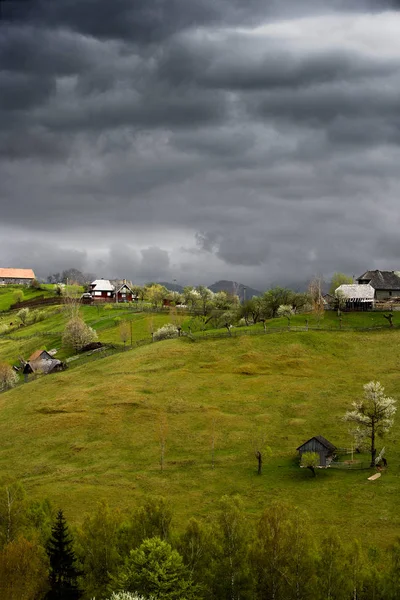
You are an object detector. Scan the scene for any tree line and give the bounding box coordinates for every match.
[1,484,400,599]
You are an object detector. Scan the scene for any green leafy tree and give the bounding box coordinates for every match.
[344,381,396,467]
[316,530,351,600]
[76,501,122,599]
[46,509,81,599]
[300,452,320,477]
[0,481,27,545]
[195,286,214,316]
[112,536,197,599]
[329,272,353,296]
[262,287,294,318]
[213,495,253,600]
[252,502,316,600]
[119,496,173,557]
[145,284,168,308]
[178,517,218,597]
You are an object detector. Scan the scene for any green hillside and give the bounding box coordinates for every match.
[1,328,400,547]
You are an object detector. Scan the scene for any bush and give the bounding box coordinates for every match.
[17,308,30,325]
[0,363,18,392]
[31,310,46,323]
[153,323,179,341]
[62,317,98,352]
[30,279,41,289]
[13,290,24,304]
[103,594,147,600]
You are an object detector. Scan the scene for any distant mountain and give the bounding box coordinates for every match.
[208,281,262,302]
[158,280,262,302]
[158,282,185,293]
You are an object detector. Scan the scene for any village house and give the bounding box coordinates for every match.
[297,435,337,467]
[88,279,136,303]
[357,270,400,300]
[22,349,64,376]
[0,268,35,285]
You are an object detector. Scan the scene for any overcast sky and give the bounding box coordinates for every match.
[1,0,400,289]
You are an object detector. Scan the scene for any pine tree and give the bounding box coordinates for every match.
[46,509,81,599]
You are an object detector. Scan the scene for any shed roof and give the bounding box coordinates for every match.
[28,358,62,374]
[357,270,400,290]
[0,268,35,279]
[91,279,115,292]
[297,435,336,452]
[335,284,375,301]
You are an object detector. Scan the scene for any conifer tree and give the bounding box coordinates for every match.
[46,509,81,599]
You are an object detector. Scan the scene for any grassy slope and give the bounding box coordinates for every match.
[0,328,399,547]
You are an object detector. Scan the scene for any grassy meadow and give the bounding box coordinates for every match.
[1,323,400,548]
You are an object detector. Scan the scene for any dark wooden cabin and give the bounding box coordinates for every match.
[297,435,336,467]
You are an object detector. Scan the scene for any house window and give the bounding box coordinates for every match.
[94,291,101,296]
[107,292,111,296]
[389,291,392,296]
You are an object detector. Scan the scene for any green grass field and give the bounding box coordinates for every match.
[1,324,400,548]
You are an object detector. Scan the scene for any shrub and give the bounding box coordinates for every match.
[153,323,179,342]
[13,290,24,304]
[0,363,18,392]
[16,308,30,325]
[62,317,98,352]
[30,279,41,289]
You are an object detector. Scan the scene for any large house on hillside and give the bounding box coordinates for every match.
[87,279,136,303]
[357,270,400,300]
[0,268,35,285]
[335,284,375,310]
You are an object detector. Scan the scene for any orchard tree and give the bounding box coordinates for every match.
[262,288,294,318]
[300,452,320,477]
[344,381,396,467]
[277,304,294,328]
[62,317,97,352]
[0,363,18,392]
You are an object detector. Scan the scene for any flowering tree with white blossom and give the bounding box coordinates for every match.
[343,381,396,467]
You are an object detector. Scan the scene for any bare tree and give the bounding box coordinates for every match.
[119,321,130,348]
[308,276,325,327]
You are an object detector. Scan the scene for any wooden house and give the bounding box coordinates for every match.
[297,436,336,467]
[90,279,115,300]
[0,268,35,285]
[115,281,135,303]
[357,270,400,300]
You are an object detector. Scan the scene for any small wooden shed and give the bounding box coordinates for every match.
[297,435,336,467]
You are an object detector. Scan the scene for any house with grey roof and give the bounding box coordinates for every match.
[357,270,400,300]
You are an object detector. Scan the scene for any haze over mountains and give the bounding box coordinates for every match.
[159,280,262,302]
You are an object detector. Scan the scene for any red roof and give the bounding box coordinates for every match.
[0,268,35,279]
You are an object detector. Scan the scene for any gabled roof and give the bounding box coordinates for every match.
[115,282,134,294]
[0,268,35,279]
[28,358,62,374]
[335,284,375,301]
[91,279,115,292]
[357,270,400,290]
[297,435,336,452]
[29,349,52,361]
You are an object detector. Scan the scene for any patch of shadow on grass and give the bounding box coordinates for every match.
[35,407,86,415]
[112,402,141,408]
[167,459,196,466]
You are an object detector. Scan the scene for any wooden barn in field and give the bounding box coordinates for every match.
[297,436,337,467]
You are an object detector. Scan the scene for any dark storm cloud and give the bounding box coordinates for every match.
[1,1,400,288]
